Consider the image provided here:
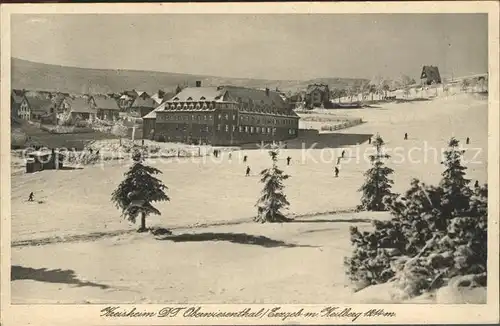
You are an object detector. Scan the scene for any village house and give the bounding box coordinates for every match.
[118,90,150,110]
[24,94,58,124]
[145,82,300,146]
[420,65,442,85]
[151,90,176,105]
[129,94,157,118]
[11,90,31,120]
[305,84,330,108]
[93,95,121,121]
[59,96,97,121]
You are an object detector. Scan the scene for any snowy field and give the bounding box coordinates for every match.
[11,93,488,303]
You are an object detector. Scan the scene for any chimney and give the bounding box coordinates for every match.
[196,81,202,87]
[265,88,270,96]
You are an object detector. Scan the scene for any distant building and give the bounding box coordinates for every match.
[129,95,157,118]
[93,95,121,121]
[24,94,57,123]
[420,66,442,85]
[305,84,330,108]
[11,90,31,120]
[146,82,300,145]
[64,97,97,121]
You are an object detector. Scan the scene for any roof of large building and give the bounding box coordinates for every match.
[93,95,120,110]
[167,87,225,102]
[161,86,297,117]
[143,104,165,119]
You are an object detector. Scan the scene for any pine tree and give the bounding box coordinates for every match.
[111,150,169,232]
[255,149,291,223]
[440,137,471,217]
[358,135,395,211]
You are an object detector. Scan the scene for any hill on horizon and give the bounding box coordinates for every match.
[11,58,368,95]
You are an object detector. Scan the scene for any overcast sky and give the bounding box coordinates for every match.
[11,14,488,81]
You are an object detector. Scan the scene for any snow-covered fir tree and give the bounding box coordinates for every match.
[255,149,291,223]
[111,149,169,232]
[358,134,395,211]
[440,137,471,217]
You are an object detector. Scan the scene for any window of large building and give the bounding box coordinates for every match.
[245,126,249,133]
[218,114,222,119]
[256,126,260,133]
[233,114,236,120]
[262,127,266,134]
[250,126,254,133]
[225,114,229,120]
[225,125,229,132]
[217,124,221,131]
[232,125,236,132]
[267,127,271,134]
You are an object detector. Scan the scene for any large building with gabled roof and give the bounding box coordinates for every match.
[145,83,299,145]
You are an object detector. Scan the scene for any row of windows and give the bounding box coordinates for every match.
[158,114,213,121]
[216,124,297,135]
[240,115,296,126]
[157,113,298,126]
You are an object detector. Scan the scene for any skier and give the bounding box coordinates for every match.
[243,155,248,163]
[245,166,251,176]
[341,150,345,158]
[228,152,232,160]
[404,133,408,140]
[368,137,372,145]
[466,137,470,145]
[28,192,34,202]
[334,166,339,178]
[474,180,479,188]
[337,157,341,165]
[286,156,291,165]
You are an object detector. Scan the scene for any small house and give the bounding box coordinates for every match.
[11,90,31,120]
[305,84,330,108]
[67,97,97,121]
[93,95,121,121]
[129,95,157,118]
[420,66,442,85]
[24,95,57,123]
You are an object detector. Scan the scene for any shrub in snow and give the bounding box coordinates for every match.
[345,137,487,299]
[111,149,170,232]
[358,135,395,211]
[255,149,291,223]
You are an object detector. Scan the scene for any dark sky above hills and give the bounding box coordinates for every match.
[12,13,488,81]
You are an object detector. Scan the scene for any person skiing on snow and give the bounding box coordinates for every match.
[466,137,470,145]
[28,192,34,202]
[286,156,291,165]
[334,166,339,178]
[243,155,248,163]
[245,166,251,176]
[404,133,408,140]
